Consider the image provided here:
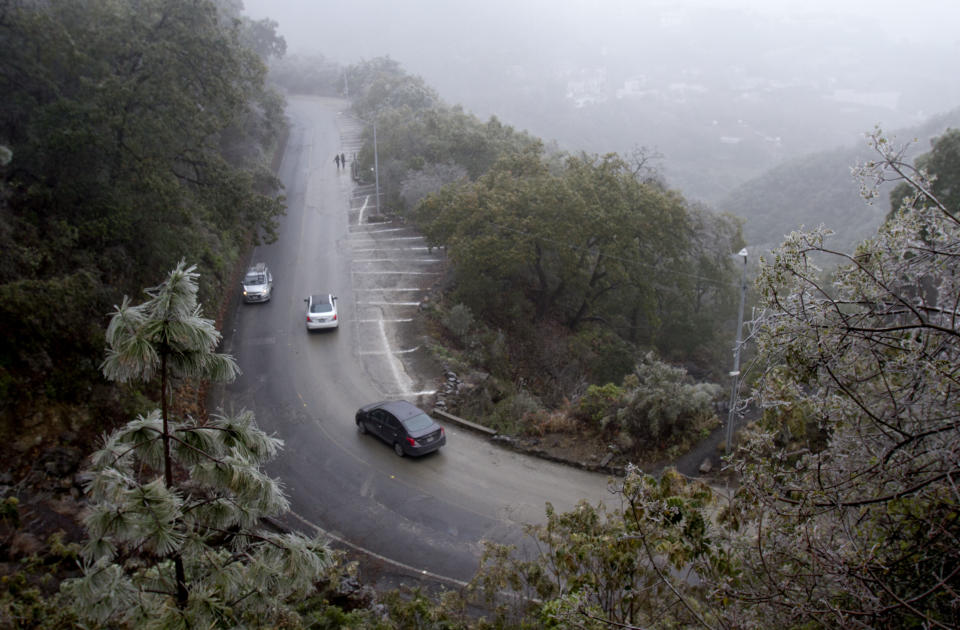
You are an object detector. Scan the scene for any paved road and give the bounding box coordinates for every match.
[212,96,616,586]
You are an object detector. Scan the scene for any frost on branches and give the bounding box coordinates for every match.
[60,262,330,628]
[732,129,960,627]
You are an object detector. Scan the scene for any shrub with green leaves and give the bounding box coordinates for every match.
[576,383,624,425]
[442,302,475,341]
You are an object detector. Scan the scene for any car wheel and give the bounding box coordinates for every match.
[357,421,367,434]
[393,442,405,457]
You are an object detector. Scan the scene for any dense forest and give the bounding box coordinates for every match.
[0,0,288,435]
[342,58,744,453]
[2,0,959,627]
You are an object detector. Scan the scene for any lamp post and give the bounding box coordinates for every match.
[725,247,748,457]
[372,118,381,214]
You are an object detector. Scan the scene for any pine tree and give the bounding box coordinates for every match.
[61,261,329,628]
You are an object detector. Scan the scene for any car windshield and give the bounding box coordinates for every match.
[402,413,434,432]
[244,273,265,285]
[310,299,333,314]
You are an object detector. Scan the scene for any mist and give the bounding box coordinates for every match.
[241,0,960,202]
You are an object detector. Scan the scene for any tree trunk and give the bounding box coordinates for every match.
[160,350,189,608]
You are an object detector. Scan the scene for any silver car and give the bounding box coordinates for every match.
[241,263,273,303]
[305,294,339,330]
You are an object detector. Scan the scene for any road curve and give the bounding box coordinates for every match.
[212,96,616,585]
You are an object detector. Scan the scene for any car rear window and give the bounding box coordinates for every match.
[402,413,434,432]
[310,299,333,313]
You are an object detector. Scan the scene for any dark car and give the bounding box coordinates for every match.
[356,400,446,457]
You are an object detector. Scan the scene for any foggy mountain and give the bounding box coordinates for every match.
[718,106,960,255]
[242,0,960,204]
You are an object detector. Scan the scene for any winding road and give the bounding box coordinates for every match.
[211,96,616,587]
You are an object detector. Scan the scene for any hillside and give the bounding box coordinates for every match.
[718,107,960,254]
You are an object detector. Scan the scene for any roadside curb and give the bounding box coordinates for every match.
[432,408,497,436]
[491,435,627,477]
[433,408,626,477]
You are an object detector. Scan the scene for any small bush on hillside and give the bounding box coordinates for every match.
[576,383,624,425]
[482,329,511,380]
[524,405,580,437]
[442,303,474,341]
[616,353,721,444]
[489,391,542,434]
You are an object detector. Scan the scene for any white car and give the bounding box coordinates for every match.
[241,263,273,303]
[305,294,338,330]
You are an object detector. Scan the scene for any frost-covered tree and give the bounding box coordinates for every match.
[61,262,329,628]
[719,129,960,627]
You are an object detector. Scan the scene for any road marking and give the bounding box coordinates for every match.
[358,346,420,355]
[349,236,425,242]
[375,318,412,393]
[353,258,442,263]
[286,509,468,588]
[352,271,440,276]
[354,288,424,292]
[358,318,414,323]
[352,247,433,252]
[357,195,368,224]
[349,227,409,234]
[404,389,437,396]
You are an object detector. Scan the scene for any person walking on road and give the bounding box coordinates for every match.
[334,154,341,169]
[340,153,346,167]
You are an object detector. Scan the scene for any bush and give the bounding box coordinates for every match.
[524,406,580,437]
[616,353,720,444]
[442,302,474,341]
[576,383,624,425]
[489,390,543,434]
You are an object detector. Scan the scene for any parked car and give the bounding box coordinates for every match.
[305,293,338,330]
[241,263,273,303]
[356,400,446,457]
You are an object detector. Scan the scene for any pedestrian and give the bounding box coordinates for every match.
[341,152,346,167]
[334,154,340,169]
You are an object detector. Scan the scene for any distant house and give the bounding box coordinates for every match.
[564,67,608,108]
[667,82,708,104]
[616,76,650,99]
[827,89,900,111]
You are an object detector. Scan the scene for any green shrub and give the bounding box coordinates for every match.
[489,390,543,434]
[442,302,475,341]
[577,383,624,424]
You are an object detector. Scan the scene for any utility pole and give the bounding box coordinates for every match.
[725,247,748,457]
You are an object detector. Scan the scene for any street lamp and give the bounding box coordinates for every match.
[372,118,381,215]
[725,247,748,457]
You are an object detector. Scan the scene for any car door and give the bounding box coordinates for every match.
[382,414,402,445]
[369,409,388,441]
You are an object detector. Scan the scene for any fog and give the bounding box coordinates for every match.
[241,0,960,201]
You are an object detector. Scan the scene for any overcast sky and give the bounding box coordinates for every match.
[241,0,960,61]
[239,0,960,200]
